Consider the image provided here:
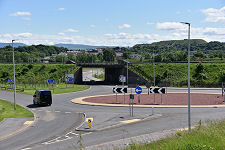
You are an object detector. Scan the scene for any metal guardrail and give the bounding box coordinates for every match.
[0,86,24,92]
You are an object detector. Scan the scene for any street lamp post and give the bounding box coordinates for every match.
[12,40,16,110]
[181,22,191,131]
[153,49,156,104]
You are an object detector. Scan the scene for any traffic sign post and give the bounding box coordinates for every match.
[222,82,225,102]
[135,86,142,104]
[119,75,126,83]
[135,86,142,94]
[146,82,151,95]
[87,118,93,128]
[8,79,13,82]
[113,87,127,93]
[47,79,55,92]
[150,87,165,94]
[119,75,126,104]
[8,79,13,88]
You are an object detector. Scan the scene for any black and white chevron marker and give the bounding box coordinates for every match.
[113,87,127,93]
[150,87,165,94]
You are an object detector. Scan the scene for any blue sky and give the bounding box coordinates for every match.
[0,0,224,46]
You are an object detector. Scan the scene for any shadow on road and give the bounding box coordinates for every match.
[26,104,50,108]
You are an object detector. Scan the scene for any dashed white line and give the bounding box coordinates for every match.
[46,110,51,113]
[65,112,71,114]
[38,110,43,112]
[55,111,60,113]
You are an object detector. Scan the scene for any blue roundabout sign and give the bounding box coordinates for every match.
[135,86,142,94]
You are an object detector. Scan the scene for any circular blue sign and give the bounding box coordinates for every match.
[135,86,142,94]
[88,120,91,123]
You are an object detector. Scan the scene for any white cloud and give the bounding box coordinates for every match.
[9,11,31,16]
[1,26,225,47]
[58,32,65,36]
[16,32,32,38]
[0,33,32,39]
[58,8,65,11]
[202,6,225,22]
[64,28,79,33]
[90,25,96,28]
[156,22,186,31]
[118,24,131,29]
[147,22,154,25]
[21,17,31,21]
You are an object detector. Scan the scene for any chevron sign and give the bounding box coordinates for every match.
[113,87,127,93]
[150,87,165,94]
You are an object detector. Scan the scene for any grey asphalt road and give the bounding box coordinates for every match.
[0,86,224,150]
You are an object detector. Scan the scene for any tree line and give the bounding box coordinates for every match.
[0,45,116,63]
[0,39,224,63]
[126,39,225,62]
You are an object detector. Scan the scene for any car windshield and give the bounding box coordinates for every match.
[42,91,51,95]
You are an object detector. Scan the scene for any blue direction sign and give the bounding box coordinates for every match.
[135,86,142,94]
[8,79,13,82]
[68,78,74,82]
[47,79,55,84]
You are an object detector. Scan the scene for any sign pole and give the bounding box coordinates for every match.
[161,93,163,104]
[222,82,224,97]
[116,93,118,103]
[123,80,125,104]
[131,88,133,117]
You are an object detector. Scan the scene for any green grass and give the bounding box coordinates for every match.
[130,62,225,87]
[0,99,33,122]
[125,120,225,150]
[21,83,90,95]
[0,64,79,83]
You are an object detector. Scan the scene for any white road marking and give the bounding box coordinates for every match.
[20,148,31,150]
[46,110,51,113]
[65,112,71,114]
[42,131,79,145]
[55,111,60,113]
[38,110,43,112]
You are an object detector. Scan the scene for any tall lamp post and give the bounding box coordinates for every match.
[12,40,16,110]
[180,22,191,131]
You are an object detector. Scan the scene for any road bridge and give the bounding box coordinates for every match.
[74,62,147,85]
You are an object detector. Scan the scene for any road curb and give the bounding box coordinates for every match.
[71,93,225,108]
[75,114,162,132]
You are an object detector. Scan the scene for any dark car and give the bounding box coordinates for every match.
[33,90,52,106]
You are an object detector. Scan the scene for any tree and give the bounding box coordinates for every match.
[123,52,131,59]
[67,53,76,61]
[97,53,104,62]
[103,49,116,62]
[193,63,207,81]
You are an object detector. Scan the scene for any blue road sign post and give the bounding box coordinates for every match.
[47,79,55,84]
[47,79,55,92]
[135,86,142,104]
[135,86,142,94]
[8,79,13,82]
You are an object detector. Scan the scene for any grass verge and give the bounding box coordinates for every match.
[0,99,33,122]
[0,83,90,95]
[22,83,90,95]
[125,120,225,150]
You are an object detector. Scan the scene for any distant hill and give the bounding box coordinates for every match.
[53,44,113,50]
[0,43,114,50]
[151,39,207,46]
[132,39,225,52]
[0,43,27,48]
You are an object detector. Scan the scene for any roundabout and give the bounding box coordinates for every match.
[72,92,225,108]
